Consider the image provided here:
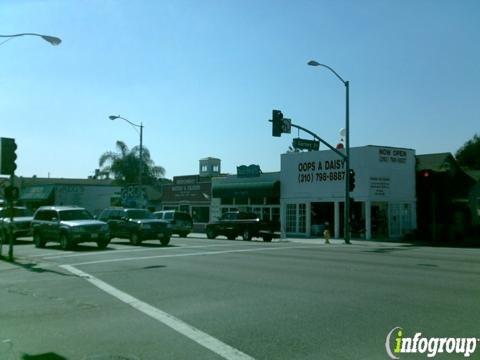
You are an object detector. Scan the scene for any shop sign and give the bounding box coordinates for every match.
[378,148,407,164]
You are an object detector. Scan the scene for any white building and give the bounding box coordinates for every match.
[280,145,416,240]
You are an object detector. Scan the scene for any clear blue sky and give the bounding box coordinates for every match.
[1,0,479,179]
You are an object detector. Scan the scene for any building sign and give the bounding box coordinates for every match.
[378,148,407,164]
[163,175,211,203]
[369,177,391,196]
[297,159,346,184]
[281,146,416,201]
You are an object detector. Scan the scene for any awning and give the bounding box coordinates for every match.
[19,185,54,201]
[212,181,280,198]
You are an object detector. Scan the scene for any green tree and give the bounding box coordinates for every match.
[99,140,166,185]
[455,134,480,170]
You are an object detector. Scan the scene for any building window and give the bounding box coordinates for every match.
[221,197,233,205]
[272,207,280,223]
[235,197,248,205]
[298,204,306,233]
[286,204,296,233]
[213,165,219,172]
[201,165,208,172]
[250,197,264,205]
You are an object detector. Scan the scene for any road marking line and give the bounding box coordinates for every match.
[43,242,255,260]
[69,245,313,266]
[60,264,255,360]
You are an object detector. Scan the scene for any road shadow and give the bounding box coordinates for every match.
[22,353,67,360]
[0,257,73,277]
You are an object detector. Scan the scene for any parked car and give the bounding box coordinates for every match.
[153,210,193,237]
[206,211,279,242]
[0,206,34,242]
[98,207,171,246]
[31,206,110,250]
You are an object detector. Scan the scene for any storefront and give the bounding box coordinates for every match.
[161,175,212,224]
[210,165,280,225]
[280,145,416,240]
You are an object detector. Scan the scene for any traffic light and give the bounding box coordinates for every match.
[349,169,356,192]
[272,110,284,137]
[0,138,17,175]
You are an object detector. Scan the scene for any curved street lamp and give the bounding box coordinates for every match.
[0,33,62,47]
[109,115,144,185]
[308,60,351,244]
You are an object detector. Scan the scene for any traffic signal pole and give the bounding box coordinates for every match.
[8,173,14,261]
[270,109,352,244]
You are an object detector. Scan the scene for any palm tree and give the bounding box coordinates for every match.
[99,141,165,185]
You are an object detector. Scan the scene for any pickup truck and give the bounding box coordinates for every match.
[206,211,279,242]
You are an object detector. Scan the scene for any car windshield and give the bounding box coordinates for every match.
[126,210,153,219]
[59,209,93,221]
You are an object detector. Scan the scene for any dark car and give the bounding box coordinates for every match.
[98,207,171,246]
[0,206,34,242]
[206,211,278,242]
[31,206,110,250]
[153,210,193,237]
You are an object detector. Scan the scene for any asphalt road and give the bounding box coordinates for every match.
[1,235,479,360]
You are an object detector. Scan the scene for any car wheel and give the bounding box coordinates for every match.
[227,234,236,240]
[160,235,170,246]
[60,233,71,250]
[179,232,189,238]
[34,232,46,248]
[206,228,216,239]
[242,229,252,241]
[97,239,110,249]
[262,235,272,242]
[130,232,141,246]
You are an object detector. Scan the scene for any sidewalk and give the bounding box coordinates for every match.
[185,232,411,247]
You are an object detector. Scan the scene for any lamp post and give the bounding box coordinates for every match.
[0,32,61,262]
[0,33,62,46]
[307,60,351,244]
[109,115,144,185]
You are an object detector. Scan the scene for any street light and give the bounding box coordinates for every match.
[0,33,62,47]
[308,60,351,244]
[109,115,144,185]
[0,32,61,262]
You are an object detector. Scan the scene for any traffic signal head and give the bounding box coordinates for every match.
[349,169,356,192]
[272,110,284,137]
[0,138,17,175]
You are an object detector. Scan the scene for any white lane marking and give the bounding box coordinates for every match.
[69,245,313,266]
[42,242,254,260]
[60,264,255,360]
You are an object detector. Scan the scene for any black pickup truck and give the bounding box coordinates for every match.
[206,211,279,242]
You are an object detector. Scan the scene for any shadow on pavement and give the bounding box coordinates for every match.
[0,259,74,277]
[22,353,68,360]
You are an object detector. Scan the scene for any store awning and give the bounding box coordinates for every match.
[212,181,280,198]
[19,185,54,201]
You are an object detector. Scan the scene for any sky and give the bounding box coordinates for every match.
[1,0,479,180]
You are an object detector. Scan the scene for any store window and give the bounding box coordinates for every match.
[235,197,248,205]
[298,204,306,233]
[250,197,264,205]
[286,204,296,233]
[221,197,233,205]
[262,208,271,221]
